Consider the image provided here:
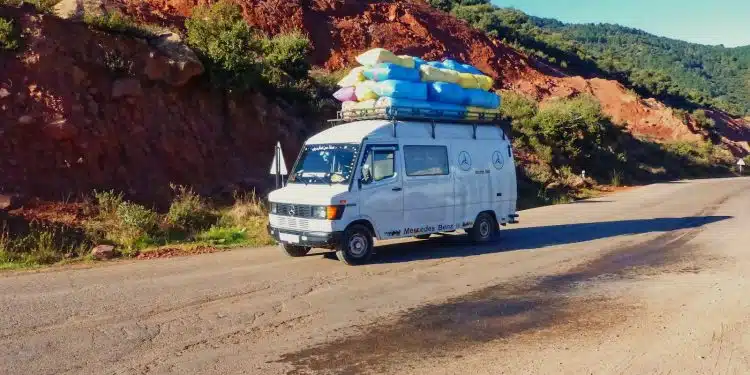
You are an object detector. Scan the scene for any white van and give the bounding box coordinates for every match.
[267,108,518,265]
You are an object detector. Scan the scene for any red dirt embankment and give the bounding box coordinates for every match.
[0,5,312,204]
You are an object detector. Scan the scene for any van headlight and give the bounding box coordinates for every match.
[270,202,278,214]
[313,205,345,220]
[312,206,327,219]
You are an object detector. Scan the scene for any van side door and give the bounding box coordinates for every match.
[357,144,404,239]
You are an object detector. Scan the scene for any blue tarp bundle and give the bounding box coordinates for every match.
[371,80,428,101]
[363,63,421,82]
[427,82,466,105]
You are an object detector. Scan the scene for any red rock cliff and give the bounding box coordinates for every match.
[1,5,313,204]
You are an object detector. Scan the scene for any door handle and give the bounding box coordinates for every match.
[392,187,402,191]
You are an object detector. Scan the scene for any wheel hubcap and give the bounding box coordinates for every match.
[479,221,490,237]
[348,234,368,257]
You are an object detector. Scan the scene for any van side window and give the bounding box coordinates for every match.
[362,149,396,182]
[404,146,449,176]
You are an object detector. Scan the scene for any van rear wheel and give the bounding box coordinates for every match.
[336,224,374,265]
[282,244,311,257]
[469,213,496,243]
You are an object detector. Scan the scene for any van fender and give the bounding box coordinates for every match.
[345,215,380,239]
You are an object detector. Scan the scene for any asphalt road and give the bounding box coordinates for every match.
[2,177,750,375]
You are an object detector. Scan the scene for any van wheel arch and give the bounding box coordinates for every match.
[348,219,376,239]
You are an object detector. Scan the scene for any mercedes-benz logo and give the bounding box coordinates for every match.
[288,206,296,216]
[458,151,472,171]
[492,151,505,170]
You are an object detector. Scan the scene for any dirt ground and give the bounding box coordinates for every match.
[1,177,749,375]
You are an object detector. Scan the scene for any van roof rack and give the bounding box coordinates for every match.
[328,106,507,126]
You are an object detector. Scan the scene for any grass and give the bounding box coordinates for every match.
[1,188,274,270]
[0,16,19,51]
[83,11,167,39]
[0,0,59,13]
[0,224,91,269]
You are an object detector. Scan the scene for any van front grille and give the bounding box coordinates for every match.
[276,203,313,218]
[276,216,311,230]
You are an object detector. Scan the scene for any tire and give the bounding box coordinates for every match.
[414,234,431,240]
[336,224,374,265]
[282,244,311,257]
[469,213,496,243]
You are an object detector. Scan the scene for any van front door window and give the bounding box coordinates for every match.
[362,149,396,184]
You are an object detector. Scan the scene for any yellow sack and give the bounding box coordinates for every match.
[397,55,417,69]
[419,65,460,84]
[475,75,494,91]
[466,106,501,120]
[337,66,366,87]
[354,81,379,101]
[458,72,481,89]
[356,48,412,68]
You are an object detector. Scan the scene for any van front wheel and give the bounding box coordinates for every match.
[336,225,374,265]
[469,213,496,243]
[282,244,311,257]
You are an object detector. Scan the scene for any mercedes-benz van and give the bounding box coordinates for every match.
[267,108,518,265]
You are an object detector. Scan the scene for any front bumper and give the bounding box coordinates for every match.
[268,225,343,248]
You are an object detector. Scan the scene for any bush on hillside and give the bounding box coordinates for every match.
[0,0,58,13]
[185,0,319,110]
[85,190,159,252]
[692,109,716,131]
[263,31,311,80]
[185,0,266,92]
[0,16,19,51]
[166,185,216,234]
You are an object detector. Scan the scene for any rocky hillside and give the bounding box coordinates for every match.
[0,4,313,204]
[1,0,748,206]
[129,0,749,154]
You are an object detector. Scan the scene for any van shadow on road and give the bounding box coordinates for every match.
[369,215,732,264]
[283,214,732,374]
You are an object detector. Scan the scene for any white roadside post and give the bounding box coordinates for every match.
[269,142,288,189]
[738,158,746,175]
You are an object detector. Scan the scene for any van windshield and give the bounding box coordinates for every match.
[289,144,360,185]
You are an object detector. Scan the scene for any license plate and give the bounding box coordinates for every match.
[279,233,300,244]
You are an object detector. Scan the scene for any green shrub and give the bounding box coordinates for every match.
[610,170,623,187]
[196,225,248,246]
[0,0,58,13]
[0,16,19,51]
[83,11,162,38]
[185,0,315,102]
[186,0,266,92]
[166,185,216,233]
[262,31,311,80]
[219,191,266,227]
[94,190,124,218]
[500,91,537,121]
[692,109,716,130]
[86,192,158,252]
[0,224,90,267]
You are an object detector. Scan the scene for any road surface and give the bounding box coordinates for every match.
[2,177,750,375]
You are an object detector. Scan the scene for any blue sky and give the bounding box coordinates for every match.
[492,0,750,47]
